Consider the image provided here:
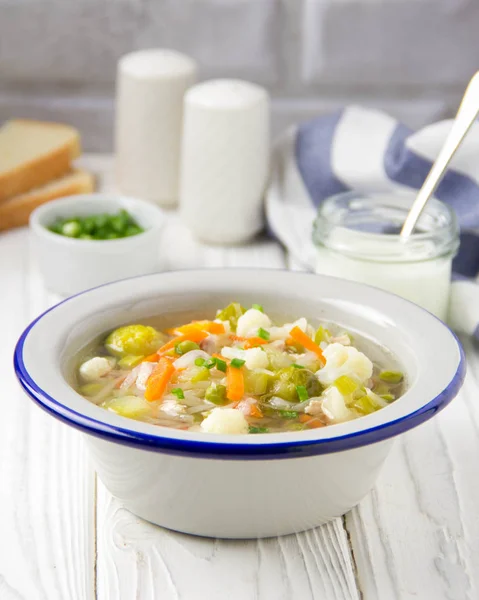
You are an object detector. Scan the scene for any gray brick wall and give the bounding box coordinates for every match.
[0,0,476,151]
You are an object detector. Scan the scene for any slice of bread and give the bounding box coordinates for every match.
[0,169,94,231]
[0,119,81,202]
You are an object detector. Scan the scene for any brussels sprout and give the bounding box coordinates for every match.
[105,325,162,358]
[216,302,246,332]
[118,355,144,369]
[244,370,271,395]
[267,367,323,402]
[205,383,227,405]
[265,348,293,371]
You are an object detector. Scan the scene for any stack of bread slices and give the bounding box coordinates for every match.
[0,119,95,231]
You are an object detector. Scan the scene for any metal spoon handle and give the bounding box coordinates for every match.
[400,71,479,238]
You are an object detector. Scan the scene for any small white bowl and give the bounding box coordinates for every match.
[30,194,165,296]
[14,269,465,538]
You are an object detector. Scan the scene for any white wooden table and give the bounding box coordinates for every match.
[1,155,479,600]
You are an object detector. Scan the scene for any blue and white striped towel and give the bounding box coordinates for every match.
[266,105,479,340]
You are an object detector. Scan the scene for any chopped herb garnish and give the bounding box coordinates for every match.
[230,358,246,369]
[252,304,264,312]
[204,358,216,369]
[257,327,270,340]
[249,426,269,434]
[296,385,309,401]
[279,410,298,419]
[171,388,185,400]
[195,357,206,367]
[214,358,227,373]
[291,363,305,369]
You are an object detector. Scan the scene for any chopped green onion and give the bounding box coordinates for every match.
[257,327,270,340]
[230,358,246,369]
[296,385,309,401]
[379,370,403,384]
[381,393,395,402]
[291,363,305,369]
[252,304,264,312]
[47,210,144,241]
[279,410,299,419]
[61,220,82,237]
[204,358,216,369]
[249,426,269,434]
[334,375,359,396]
[214,358,227,373]
[195,357,206,367]
[171,388,185,400]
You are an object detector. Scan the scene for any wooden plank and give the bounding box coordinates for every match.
[345,337,479,600]
[97,482,359,600]
[0,229,96,599]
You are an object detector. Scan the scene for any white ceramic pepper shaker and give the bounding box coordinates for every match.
[115,49,197,206]
[180,79,270,244]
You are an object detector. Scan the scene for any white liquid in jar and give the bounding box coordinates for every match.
[315,229,452,320]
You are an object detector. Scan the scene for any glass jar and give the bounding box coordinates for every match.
[312,191,460,320]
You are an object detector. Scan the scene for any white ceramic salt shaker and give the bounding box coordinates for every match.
[180,79,270,244]
[115,49,197,206]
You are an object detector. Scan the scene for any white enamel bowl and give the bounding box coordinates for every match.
[30,193,165,296]
[14,269,465,539]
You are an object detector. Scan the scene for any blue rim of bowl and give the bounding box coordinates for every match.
[13,275,467,461]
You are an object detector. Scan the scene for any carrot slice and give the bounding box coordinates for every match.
[249,403,264,418]
[226,364,245,402]
[289,326,325,363]
[243,337,268,349]
[299,413,324,428]
[168,321,225,336]
[143,352,160,363]
[229,334,267,349]
[157,330,208,355]
[144,358,175,402]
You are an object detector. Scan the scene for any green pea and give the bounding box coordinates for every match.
[175,340,200,355]
[205,383,227,405]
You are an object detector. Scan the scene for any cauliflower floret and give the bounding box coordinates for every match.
[79,357,114,382]
[201,408,249,434]
[317,343,373,386]
[320,387,353,423]
[268,317,308,341]
[236,309,272,338]
[221,346,269,370]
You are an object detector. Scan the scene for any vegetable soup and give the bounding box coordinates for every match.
[74,303,405,434]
